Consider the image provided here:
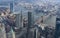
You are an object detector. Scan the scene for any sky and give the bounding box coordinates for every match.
[15,0,60,6]
[0,0,60,3]
[0,0,13,2]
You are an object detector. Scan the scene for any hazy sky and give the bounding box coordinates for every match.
[0,0,60,4]
[0,0,60,2]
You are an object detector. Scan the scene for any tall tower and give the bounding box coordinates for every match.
[15,13,23,28]
[26,11,32,38]
[55,17,60,38]
[10,2,13,13]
